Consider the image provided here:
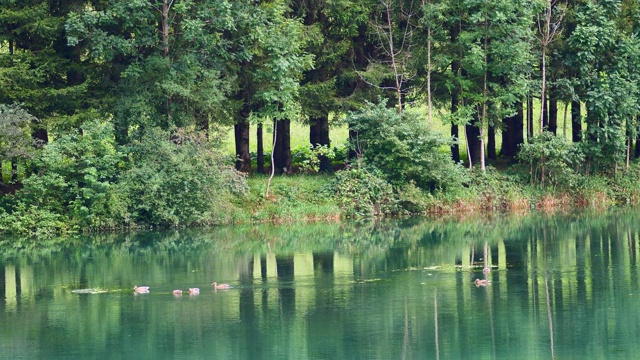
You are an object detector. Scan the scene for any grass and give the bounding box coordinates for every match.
[238,174,341,223]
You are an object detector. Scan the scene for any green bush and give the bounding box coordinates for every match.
[119,127,247,227]
[11,120,127,230]
[516,131,584,188]
[332,168,399,218]
[345,99,467,192]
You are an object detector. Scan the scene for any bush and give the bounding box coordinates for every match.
[10,120,127,231]
[516,131,583,188]
[345,99,467,192]
[119,127,247,227]
[332,168,399,218]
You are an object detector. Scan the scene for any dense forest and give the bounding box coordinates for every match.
[2,0,640,237]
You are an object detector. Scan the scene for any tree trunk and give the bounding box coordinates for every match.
[527,97,533,139]
[501,101,524,162]
[635,116,640,158]
[234,120,251,172]
[450,110,460,163]
[257,123,265,174]
[310,116,331,172]
[542,94,548,131]
[548,96,558,135]
[466,114,482,167]
[450,24,461,163]
[487,124,496,160]
[571,100,582,143]
[11,159,18,183]
[273,119,291,174]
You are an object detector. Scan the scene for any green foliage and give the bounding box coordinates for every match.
[293,144,336,174]
[332,168,399,218]
[15,120,126,229]
[346,99,468,192]
[119,127,247,227]
[517,132,583,188]
[0,122,248,235]
[0,104,38,166]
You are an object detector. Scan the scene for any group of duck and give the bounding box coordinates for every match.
[133,282,232,295]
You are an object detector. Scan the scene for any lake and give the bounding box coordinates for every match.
[1,209,640,359]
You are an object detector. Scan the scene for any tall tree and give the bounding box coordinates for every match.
[567,0,640,173]
[448,0,537,169]
[292,0,372,172]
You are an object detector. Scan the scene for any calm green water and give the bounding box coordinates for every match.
[2,210,640,359]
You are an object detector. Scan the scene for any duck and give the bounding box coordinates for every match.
[212,282,232,290]
[474,279,491,287]
[134,285,150,294]
[173,290,183,295]
[188,288,200,295]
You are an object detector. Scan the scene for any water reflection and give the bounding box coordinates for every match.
[2,210,640,359]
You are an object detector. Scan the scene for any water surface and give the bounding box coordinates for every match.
[2,210,640,359]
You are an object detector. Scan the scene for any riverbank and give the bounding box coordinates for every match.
[233,167,638,225]
[2,163,640,239]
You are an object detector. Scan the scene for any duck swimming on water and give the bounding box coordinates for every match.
[212,282,232,290]
[134,285,150,294]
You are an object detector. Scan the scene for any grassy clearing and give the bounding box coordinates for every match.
[235,174,341,224]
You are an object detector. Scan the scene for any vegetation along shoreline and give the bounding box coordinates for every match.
[2,1,640,238]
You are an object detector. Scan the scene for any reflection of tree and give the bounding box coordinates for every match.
[4,209,640,358]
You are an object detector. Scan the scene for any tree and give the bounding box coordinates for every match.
[537,0,566,133]
[567,1,640,173]
[292,0,372,172]
[448,0,538,170]
[0,104,37,184]
[66,0,236,144]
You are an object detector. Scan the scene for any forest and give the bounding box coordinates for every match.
[2,0,640,237]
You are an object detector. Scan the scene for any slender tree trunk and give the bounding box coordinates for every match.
[310,116,331,172]
[234,120,251,172]
[450,20,461,163]
[426,0,433,123]
[542,94,549,131]
[548,96,557,135]
[160,0,171,58]
[635,116,640,158]
[480,26,488,172]
[487,124,496,160]
[257,123,265,174]
[527,97,534,139]
[266,120,277,198]
[451,99,460,163]
[501,101,524,162]
[571,100,582,143]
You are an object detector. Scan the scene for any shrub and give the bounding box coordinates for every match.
[10,120,127,231]
[332,167,399,218]
[516,131,583,188]
[345,99,467,192]
[119,127,247,227]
